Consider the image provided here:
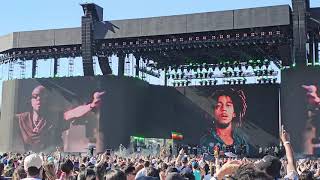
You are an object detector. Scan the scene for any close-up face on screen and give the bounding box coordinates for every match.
[174,85,279,155]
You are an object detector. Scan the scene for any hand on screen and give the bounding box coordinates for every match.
[90,91,106,108]
[302,85,320,105]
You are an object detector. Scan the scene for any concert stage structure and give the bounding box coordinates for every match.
[0,0,318,79]
[0,1,320,155]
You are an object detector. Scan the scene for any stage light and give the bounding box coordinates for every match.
[262,78,268,84]
[200,81,204,86]
[269,69,274,75]
[272,78,277,83]
[173,82,176,87]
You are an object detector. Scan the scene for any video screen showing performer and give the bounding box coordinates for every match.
[200,88,248,155]
[1,76,279,154]
[174,85,280,156]
[282,67,320,155]
[10,79,105,152]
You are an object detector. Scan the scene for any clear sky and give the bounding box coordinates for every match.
[0,0,319,35]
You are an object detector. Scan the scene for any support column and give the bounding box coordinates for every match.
[32,59,37,78]
[98,55,112,75]
[135,56,140,77]
[53,58,58,77]
[80,3,104,76]
[164,67,168,86]
[315,42,319,64]
[292,0,310,66]
[118,54,125,76]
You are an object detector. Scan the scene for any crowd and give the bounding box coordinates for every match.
[0,127,316,180]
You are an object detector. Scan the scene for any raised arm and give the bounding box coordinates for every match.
[63,91,105,121]
[280,125,296,173]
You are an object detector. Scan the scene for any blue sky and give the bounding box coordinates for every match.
[0,0,319,35]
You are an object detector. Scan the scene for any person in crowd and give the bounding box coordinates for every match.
[135,160,150,179]
[12,166,27,180]
[124,166,136,180]
[0,163,5,180]
[201,88,249,155]
[191,161,201,180]
[15,85,105,152]
[105,169,126,180]
[42,163,56,180]
[23,153,43,180]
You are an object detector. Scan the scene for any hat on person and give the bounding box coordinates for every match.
[165,172,185,180]
[47,156,54,164]
[181,156,188,163]
[191,161,198,168]
[255,155,281,178]
[90,157,96,164]
[24,154,43,170]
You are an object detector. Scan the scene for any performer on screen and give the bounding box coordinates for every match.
[15,85,105,152]
[302,85,320,154]
[200,88,249,155]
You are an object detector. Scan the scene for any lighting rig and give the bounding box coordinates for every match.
[166,59,280,87]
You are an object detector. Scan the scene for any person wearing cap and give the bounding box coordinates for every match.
[200,88,249,155]
[22,153,43,180]
[165,172,184,180]
[178,157,192,175]
[192,161,201,180]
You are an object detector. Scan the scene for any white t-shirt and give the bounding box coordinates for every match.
[204,174,212,180]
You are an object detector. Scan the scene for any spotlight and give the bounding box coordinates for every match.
[262,78,268,84]
[269,69,274,76]
[272,78,277,83]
